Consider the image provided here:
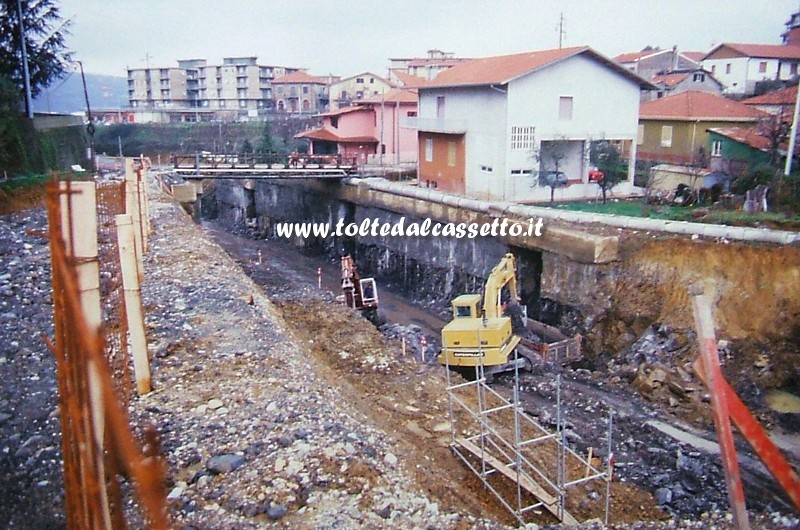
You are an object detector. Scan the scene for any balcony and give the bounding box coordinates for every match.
[401,117,468,134]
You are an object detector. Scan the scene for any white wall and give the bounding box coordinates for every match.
[703,57,751,95]
[703,57,798,95]
[419,86,507,199]
[506,54,641,202]
[419,53,642,203]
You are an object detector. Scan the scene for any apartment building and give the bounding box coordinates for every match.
[127,57,301,120]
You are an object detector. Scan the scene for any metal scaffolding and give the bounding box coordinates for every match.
[444,349,612,526]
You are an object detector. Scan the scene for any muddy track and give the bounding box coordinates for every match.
[204,221,799,524]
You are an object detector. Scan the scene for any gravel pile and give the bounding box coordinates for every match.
[136,197,482,528]
[0,210,63,529]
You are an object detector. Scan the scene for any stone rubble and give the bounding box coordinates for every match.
[1,184,798,529]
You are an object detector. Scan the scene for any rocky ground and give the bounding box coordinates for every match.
[0,179,799,529]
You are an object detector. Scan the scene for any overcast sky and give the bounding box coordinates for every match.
[59,0,800,78]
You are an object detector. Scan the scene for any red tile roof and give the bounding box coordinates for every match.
[707,127,770,151]
[702,43,800,61]
[358,88,418,105]
[389,69,428,88]
[295,127,377,143]
[743,84,798,106]
[640,91,768,121]
[652,72,690,88]
[426,46,653,89]
[614,48,669,64]
[273,71,332,84]
[680,51,705,63]
[318,106,372,117]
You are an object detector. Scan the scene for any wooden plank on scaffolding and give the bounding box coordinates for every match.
[691,286,750,530]
[693,357,800,511]
[455,438,579,525]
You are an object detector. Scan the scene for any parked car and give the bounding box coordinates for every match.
[539,170,568,187]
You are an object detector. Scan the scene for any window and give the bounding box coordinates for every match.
[425,138,433,162]
[330,116,338,128]
[726,63,732,74]
[340,90,347,99]
[558,96,573,120]
[303,85,309,94]
[759,61,767,73]
[436,96,445,119]
[510,126,535,150]
[239,100,247,108]
[407,111,417,117]
[660,125,673,147]
[637,124,644,145]
[447,141,456,167]
[356,77,364,84]
[693,73,705,82]
[220,100,226,108]
[792,64,799,76]
[370,77,375,84]
[480,165,493,172]
[712,140,722,157]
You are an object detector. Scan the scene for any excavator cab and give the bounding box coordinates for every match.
[451,294,481,319]
[340,256,379,322]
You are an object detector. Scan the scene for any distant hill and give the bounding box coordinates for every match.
[32,72,128,114]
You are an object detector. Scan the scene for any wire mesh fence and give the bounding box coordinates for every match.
[45,177,167,529]
[97,180,132,404]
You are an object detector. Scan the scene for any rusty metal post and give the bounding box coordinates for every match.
[56,181,114,530]
[690,284,750,529]
[693,357,800,511]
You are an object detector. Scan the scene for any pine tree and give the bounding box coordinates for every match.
[0,0,72,106]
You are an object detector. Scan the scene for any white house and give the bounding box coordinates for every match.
[412,46,653,202]
[701,43,800,96]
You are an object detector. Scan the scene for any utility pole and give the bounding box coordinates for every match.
[78,61,96,174]
[785,79,800,176]
[556,12,566,49]
[16,0,33,118]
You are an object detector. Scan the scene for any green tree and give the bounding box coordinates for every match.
[0,74,23,171]
[0,0,72,107]
[256,120,275,154]
[589,140,625,204]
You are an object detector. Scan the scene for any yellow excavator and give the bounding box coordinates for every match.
[438,253,535,379]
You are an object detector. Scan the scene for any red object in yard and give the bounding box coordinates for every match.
[588,168,605,183]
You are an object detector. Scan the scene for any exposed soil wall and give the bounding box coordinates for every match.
[207,179,800,356]
[611,238,800,342]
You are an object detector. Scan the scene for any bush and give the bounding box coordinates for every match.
[730,164,778,195]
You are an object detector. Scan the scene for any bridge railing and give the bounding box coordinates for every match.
[172,152,358,172]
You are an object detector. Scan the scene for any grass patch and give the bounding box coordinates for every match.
[551,200,800,230]
[0,172,91,215]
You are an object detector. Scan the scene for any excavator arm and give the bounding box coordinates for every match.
[483,253,518,319]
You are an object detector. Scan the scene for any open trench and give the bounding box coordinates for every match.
[200,216,800,523]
